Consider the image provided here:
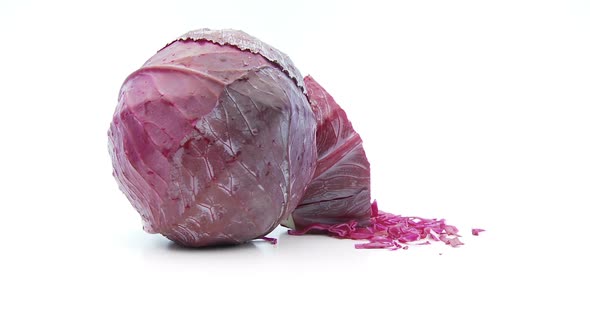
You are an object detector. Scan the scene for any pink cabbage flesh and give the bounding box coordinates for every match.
[109,28,469,249]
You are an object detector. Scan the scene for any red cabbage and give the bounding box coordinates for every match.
[108,28,468,249]
[109,29,316,246]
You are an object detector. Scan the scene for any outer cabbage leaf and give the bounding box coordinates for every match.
[287,76,371,229]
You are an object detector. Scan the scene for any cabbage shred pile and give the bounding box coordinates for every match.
[288,201,464,250]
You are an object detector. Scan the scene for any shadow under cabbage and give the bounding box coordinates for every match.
[165,240,260,253]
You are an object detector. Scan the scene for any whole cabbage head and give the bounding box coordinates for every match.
[108,29,318,246]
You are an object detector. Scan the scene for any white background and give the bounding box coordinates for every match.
[1,0,589,331]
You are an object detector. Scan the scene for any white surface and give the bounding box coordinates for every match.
[1,0,589,331]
